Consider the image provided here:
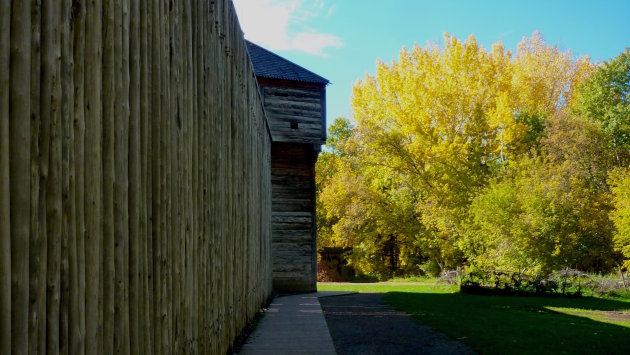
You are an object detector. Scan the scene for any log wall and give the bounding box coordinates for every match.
[0,0,272,354]
[270,143,317,292]
[261,83,326,144]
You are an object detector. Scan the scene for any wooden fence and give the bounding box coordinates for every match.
[0,0,273,353]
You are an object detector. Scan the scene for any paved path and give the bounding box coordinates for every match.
[320,293,474,355]
[239,291,472,354]
[238,293,338,354]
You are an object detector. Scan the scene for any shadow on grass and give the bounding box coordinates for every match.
[384,291,630,354]
[320,293,473,354]
[347,275,380,283]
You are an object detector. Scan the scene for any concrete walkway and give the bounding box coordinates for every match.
[239,292,352,354]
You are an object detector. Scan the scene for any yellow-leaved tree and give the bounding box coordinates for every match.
[321,32,594,274]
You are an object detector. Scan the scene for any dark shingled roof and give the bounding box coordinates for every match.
[245,40,329,85]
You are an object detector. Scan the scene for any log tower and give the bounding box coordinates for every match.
[246,40,328,292]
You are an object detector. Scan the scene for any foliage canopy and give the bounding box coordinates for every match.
[317,33,630,278]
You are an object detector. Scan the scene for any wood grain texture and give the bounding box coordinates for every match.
[43,1,63,353]
[270,142,318,292]
[84,0,103,353]
[2,1,274,353]
[262,85,326,144]
[27,0,42,353]
[101,0,115,352]
[9,1,32,353]
[0,0,12,353]
[71,2,86,353]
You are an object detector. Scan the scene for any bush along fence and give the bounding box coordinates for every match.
[439,268,630,297]
[0,0,273,354]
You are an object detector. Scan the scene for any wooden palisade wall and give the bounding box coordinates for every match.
[0,0,273,354]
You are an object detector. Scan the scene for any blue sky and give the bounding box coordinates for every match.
[233,0,630,127]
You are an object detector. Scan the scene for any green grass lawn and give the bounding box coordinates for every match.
[318,281,630,354]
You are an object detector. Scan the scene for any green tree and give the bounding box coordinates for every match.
[317,118,427,277]
[316,34,626,278]
[610,167,630,268]
[464,112,617,275]
[574,48,630,165]
[315,118,352,248]
[349,33,590,271]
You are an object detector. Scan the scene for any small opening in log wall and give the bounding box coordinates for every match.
[290,121,299,129]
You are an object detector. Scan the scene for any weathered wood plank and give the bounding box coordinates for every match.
[84,0,103,352]
[265,98,322,110]
[101,0,115,352]
[71,2,86,352]
[44,0,63,353]
[28,1,45,353]
[262,85,325,144]
[128,1,141,354]
[0,0,11,352]
[9,1,32,353]
[267,112,322,123]
[264,86,321,99]
[138,1,151,353]
[60,0,74,353]
[113,0,130,353]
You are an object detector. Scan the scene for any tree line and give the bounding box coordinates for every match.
[316,33,630,279]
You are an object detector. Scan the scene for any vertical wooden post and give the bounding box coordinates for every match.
[0,0,12,352]
[84,0,103,353]
[128,0,141,354]
[166,2,174,351]
[27,0,42,353]
[139,1,152,353]
[170,2,181,352]
[162,1,171,352]
[60,1,74,353]
[192,1,202,350]
[9,1,32,354]
[150,2,162,353]
[101,0,115,351]
[114,0,131,353]
[71,2,87,353]
[58,0,78,353]
[44,0,63,353]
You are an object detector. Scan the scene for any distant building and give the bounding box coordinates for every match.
[246,40,328,292]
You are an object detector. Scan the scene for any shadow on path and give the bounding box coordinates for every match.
[319,293,473,355]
